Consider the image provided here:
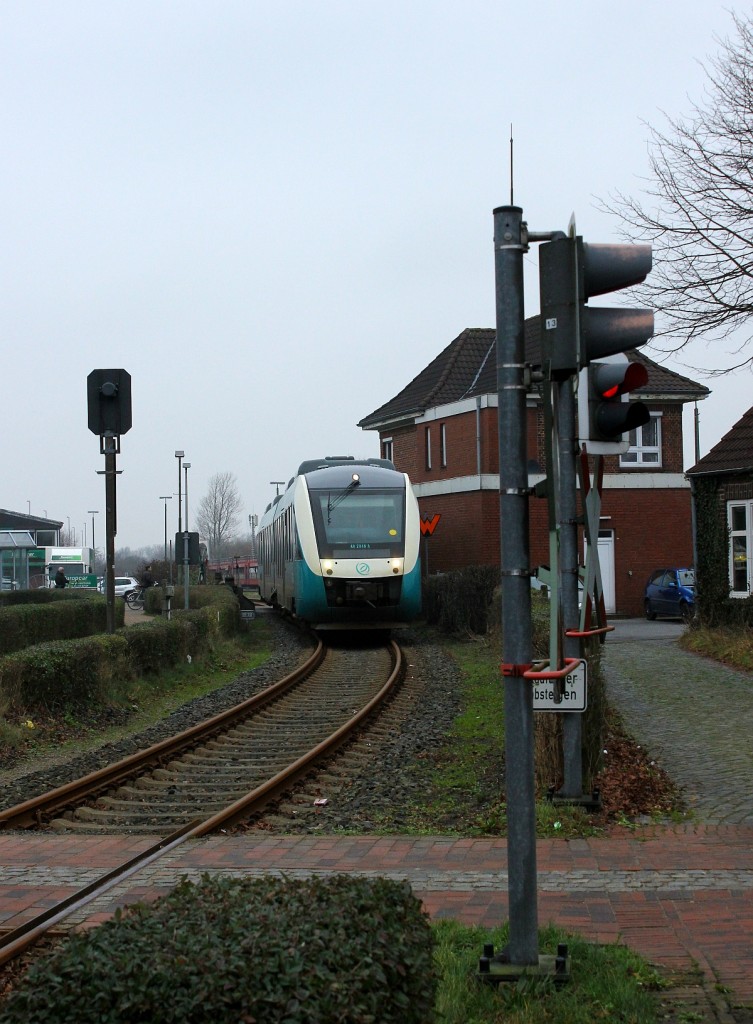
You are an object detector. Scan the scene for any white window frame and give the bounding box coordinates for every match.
[728,500,752,597]
[440,422,447,468]
[619,411,662,468]
[425,426,432,471]
[382,436,393,463]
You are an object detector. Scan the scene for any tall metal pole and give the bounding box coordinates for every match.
[557,378,583,796]
[183,463,191,611]
[160,496,172,562]
[104,444,117,634]
[494,204,538,965]
[184,463,191,531]
[175,452,183,534]
[88,511,98,569]
[175,450,184,586]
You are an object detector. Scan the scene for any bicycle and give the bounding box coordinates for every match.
[125,586,146,610]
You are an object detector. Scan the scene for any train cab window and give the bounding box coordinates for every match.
[309,488,405,558]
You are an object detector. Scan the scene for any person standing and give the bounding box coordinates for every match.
[54,567,68,589]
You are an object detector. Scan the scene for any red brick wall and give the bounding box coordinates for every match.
[378,398,692,617]
[595,487,693,614]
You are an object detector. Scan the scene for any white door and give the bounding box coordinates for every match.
[597,529,616,614]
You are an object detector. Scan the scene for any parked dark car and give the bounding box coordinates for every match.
[644,568,696,622]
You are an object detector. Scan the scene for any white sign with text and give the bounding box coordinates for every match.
[532,659,587,712]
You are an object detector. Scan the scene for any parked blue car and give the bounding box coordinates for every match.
[644,568,696,622]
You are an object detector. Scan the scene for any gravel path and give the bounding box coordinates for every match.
[603,620,753,825]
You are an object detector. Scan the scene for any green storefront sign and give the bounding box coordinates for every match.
[65,575,98,589]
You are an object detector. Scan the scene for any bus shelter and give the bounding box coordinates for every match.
[0,531,36,590]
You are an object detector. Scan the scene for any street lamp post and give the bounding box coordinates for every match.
[159,496,172,562]
[175,451,184,534]
[183,463,191,531]
[182,464,191,611]
[88,511,99,573]
[175,451,184,585]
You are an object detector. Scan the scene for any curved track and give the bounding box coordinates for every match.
[0,637,404,967]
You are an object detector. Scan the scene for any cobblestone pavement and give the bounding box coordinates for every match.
[604,618,753,824]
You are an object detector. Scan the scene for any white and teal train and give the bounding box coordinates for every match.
[257,456,422,630]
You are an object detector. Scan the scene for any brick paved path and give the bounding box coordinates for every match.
[0,826,751,1015]
[604,620,753,824]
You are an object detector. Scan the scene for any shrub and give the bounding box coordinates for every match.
[424,566,500,634]
[0,587,240,712]
[145,586,239,637]
[124,617,200,675]
[0,633,131,710]
[0,594,116,656]
[0,874,437,1024]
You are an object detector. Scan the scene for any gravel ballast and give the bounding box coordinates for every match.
[0,617,465,828]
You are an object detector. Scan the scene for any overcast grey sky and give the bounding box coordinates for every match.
[2,2,748,552]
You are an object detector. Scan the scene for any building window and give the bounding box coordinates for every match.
[382,437,393,463]
[440,422,447,468]
[620,412,661,467]
[728,501,752,596]
[425,426,432,470]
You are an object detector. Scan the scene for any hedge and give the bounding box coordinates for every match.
[0,874,437,1024]
[0,591,240,712]
[423,566,500,634]
[144,585,239,637]
[0,593,119,656]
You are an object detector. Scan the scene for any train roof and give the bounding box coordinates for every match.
[296,456,396,476]
[261,458,405,514]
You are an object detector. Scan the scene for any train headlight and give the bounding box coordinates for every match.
[390,558,403,575]
[322,560,334,575]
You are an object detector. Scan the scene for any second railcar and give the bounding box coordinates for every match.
[257,457,421,629]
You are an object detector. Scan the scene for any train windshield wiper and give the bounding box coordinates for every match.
[326,474,361,523]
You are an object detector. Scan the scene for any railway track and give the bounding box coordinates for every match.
[0,636,404,967]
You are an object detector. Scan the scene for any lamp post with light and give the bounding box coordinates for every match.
[175,451,184,585]
[182,463,192,609]
[88,511,99,572]
[160,496,172,563]
[183,463,191,530]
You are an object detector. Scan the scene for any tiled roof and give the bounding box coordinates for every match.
[358,322,710,429]
[687,405,753,476]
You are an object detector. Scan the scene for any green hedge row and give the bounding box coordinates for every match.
[0,874,437,1024]
[144,585,240,636]
[0,592,239,712]
[0,593,121,656]
[423,565,501,634]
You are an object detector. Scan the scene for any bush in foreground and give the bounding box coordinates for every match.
[0,874,437,1024]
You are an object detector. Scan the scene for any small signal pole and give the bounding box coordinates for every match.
[87,370,132,634]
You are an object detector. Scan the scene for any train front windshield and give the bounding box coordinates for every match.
[309,487,405,558]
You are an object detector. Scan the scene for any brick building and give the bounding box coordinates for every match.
[359,324,709,616]
[687,404,753,599]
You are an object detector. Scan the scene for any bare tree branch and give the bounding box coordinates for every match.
[603,12,753,372]
[195,472,243,557]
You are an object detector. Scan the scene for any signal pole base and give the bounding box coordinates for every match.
[548,788,603,813]
[478,945,571,986]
